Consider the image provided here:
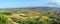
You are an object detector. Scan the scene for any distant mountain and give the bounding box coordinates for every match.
[25,6,60,10]
[0,6,60,10]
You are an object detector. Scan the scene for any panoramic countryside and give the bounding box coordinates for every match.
[0,0,60,24]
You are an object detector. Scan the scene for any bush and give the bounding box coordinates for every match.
[2,12,13,15]
[0,15,8,24]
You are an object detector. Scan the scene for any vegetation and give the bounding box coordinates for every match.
[0,8,60,24]
[2,12,13,15]
[0,15,8,24]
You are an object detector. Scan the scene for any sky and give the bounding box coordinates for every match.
[0,0,60,8]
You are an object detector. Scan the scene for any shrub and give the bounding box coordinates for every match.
[0,15,8,24]
[2,12,13,15]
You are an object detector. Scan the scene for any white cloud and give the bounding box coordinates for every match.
[43,0,60,7]
[51,0,60,5]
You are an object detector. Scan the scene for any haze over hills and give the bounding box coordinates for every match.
[0,6,60,13]
[1,6,60,10]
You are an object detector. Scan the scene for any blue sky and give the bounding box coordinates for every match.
[0,0,60,8]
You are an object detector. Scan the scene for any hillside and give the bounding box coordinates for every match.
[0,7,60,24]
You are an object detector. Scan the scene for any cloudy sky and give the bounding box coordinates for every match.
[0,0,60,8]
